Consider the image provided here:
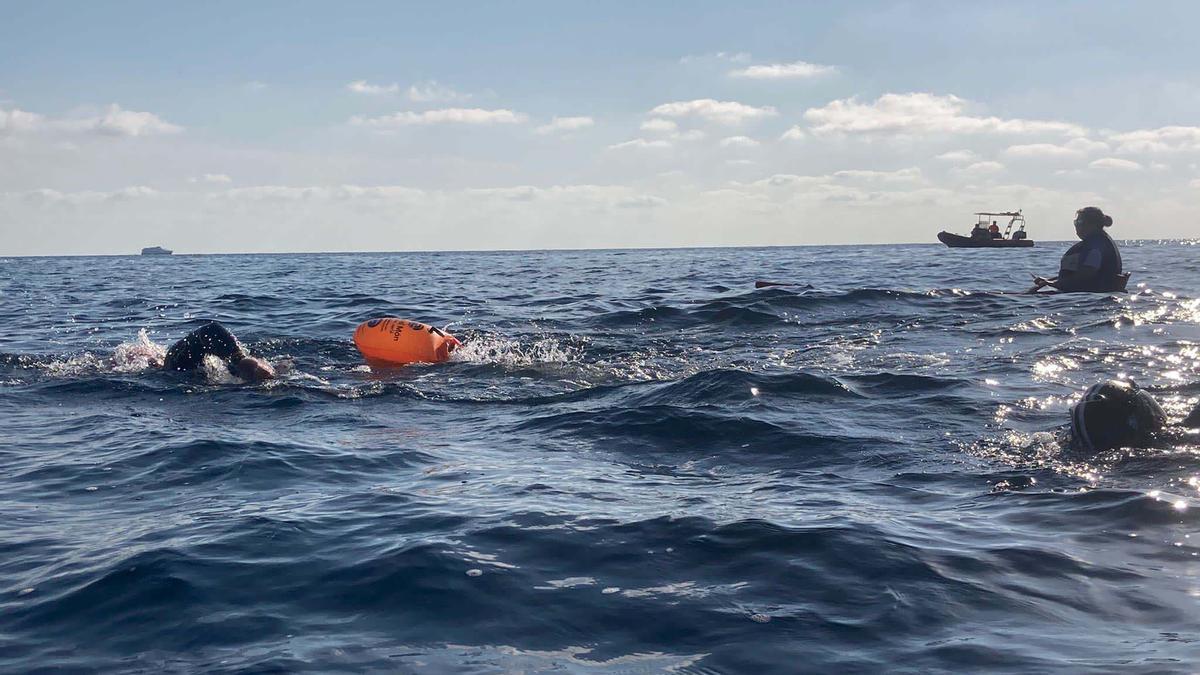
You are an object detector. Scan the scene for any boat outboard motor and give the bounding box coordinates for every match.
[1070,380,1166,451]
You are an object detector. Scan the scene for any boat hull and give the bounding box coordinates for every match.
[937,231,1034,248]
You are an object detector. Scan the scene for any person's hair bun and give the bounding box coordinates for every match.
[1076,206,1111,228]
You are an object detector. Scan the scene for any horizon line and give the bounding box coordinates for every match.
[5,237,1195,259]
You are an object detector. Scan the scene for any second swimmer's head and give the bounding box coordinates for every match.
[1070,380,1166,452]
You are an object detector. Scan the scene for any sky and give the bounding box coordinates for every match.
[2,0,1199,255]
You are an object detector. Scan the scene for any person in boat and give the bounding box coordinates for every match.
[989,221,1001,239]
[1029,207,1122,293]
[157,321,275,381]
[1068,380,1198,452]
[971,222,989,240]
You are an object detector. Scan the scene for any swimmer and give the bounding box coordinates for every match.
[157,321,275,381]
[1067,380,1198,452]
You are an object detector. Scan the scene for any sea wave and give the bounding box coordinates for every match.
[4,245,1200,671]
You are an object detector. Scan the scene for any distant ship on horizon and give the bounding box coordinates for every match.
[140,246,173,256]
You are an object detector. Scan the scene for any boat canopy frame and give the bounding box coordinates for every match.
[974,210,1026,237]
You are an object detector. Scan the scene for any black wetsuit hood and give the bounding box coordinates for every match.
[162,322,247,373]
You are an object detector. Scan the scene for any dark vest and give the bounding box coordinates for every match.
[1058,231,1122,292]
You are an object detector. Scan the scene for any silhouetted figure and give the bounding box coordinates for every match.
[1029,207,1123,293]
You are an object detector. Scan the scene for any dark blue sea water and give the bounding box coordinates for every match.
[2,242,1199,673]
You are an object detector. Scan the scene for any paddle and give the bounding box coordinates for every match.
[1024,273,1051,294]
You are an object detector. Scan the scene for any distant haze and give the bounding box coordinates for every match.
[2,1,1199,255]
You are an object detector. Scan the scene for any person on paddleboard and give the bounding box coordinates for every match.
[156,321,275,381]
[1029,207,1123,293]
[1066,379,1198,452]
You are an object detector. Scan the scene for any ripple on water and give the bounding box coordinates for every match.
[2,244,1200,671]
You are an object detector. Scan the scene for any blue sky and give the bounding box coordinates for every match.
[2,1,1198,254]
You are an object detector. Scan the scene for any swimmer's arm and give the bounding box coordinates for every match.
[1184,405,1200,429]
[1153,426,1200,447]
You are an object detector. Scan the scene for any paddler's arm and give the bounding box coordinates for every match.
[1026,274,1057,293]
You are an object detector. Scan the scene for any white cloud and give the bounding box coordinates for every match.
[720,135,760,148]
[8,173,1190,254]
[243,81,268,92]
[615,195,668,208]
[803,93,1087,137]
[626,121,703,143]
[1089,157,1143,171]
[962,161,1005,174]
[1107,126,1200,153]
[935,149,978,163]
[189,173,232,184]
[468,186,538,201]
[641,118,678,133]
[680,51,751,64]
[535,116,595,135]
[1004,143,1081,158]
[780,126,806,141]
[1,104,181,137]
[107,185,158,201]
[350,108,528,128]
[1004,137,1109,158]
[348,79,473,102]
[347,80,400,95]
[11,185,159,205]
[607,138,671,151]
[206,182,664,215]
[745,174,831,188]
[832,167,922,182]
[406,80,472,103]
[217,184,428,202]
[0,108,44,134]
[91,105,182,137]
[649,99,777,125]
[1065,137,1110,153]
[729,60,836,79]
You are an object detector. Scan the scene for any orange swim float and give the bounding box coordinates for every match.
[353,318,461,366]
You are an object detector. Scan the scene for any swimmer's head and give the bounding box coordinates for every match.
[234,356,276,382]
[1070,380,1166,452]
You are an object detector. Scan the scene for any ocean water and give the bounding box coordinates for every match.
[2,242,1199,673]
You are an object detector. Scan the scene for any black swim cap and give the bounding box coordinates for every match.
[1070,380,1166,451]
[1075,206,1113,228]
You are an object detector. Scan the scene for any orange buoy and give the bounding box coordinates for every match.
[353,318,460,366]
